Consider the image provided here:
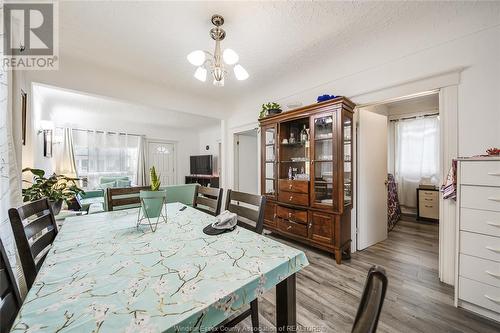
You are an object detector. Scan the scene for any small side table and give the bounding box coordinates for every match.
[416,187,439,222]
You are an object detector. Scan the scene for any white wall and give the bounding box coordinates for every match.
[198,124,222,175]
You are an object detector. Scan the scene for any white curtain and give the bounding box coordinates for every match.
[72,130,140,189]
[136,135,147,186]
[395,116,440,208]
[55,128,77,178]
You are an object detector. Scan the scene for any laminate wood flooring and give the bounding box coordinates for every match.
[233,220,500,332]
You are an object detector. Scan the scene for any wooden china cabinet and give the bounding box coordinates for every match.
[259,97,354,264]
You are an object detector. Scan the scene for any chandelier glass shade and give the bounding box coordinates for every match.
[187,15,248,86]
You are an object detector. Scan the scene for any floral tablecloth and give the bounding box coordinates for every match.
[12,202,309,332]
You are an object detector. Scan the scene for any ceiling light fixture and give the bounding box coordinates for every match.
[187,14,248,87]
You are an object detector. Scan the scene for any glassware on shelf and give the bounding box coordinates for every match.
[300,125,308,143]
[289,132,296,144]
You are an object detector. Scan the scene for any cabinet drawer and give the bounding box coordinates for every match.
[419,190,438,200]
[461,208,500,237]
[459,277,500,314]
[276,205,308,224]
[461,161,500,187]
[264,202,276,228]
[459,254,500,287]
[278,180,309,194]
[278,191,309,206]
[460,231,500,262]
[461,186,500,212]
[420,202,439,219]
[277,218,308,238]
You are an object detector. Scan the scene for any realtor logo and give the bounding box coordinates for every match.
[2,1,59,69]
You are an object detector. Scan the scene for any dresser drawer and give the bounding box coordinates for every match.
[419,190,439,200]
[460,254,500,287]
[461,186,500,212]
[277,218,308,238]
[461,208,500,237]
[276,205,308,224]
[459,277,500,314]
[278,180,309,194]
[460,231,500,262]
[419,202,439,219]
[461,161,500,187]
[278,191,309,206]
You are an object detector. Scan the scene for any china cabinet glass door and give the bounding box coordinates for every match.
[262,125,277,198]
[343,113,353,206]
[311,113,336,208]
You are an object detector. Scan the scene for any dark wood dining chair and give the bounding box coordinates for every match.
[217,189,266,331]
[0,238,22,333]
[107,186,150,211]
[193,185,223,216]
[225,189,266,234]
[8,198,58,291]
[351,265,388,333]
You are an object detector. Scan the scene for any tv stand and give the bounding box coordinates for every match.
[185,175,219,188]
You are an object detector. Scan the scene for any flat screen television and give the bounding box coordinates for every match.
[190,155,213,175]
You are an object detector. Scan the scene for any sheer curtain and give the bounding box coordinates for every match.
[55,128,77,178]
[72,130,140,189]
[394,116,440,208]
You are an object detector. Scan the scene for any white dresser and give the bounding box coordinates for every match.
[455,158,500,323]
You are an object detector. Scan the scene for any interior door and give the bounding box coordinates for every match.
[357,109,388,250]
[147,141,175,186]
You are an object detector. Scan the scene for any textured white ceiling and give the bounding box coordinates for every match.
[58,1,500,104]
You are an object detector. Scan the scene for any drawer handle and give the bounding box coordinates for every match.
[487,172,500,176]
[287,225,292,230]
[288,212,292,218]
[289,196,293,201]
[486,246,500,253]
[486,221,500,228]
[424,205,433,208]
[484,295,500,304]
[424,198,433,201]
[289,184,293,189]
[308,222,312,229]
[487,197,500,202]
[485,270,500,279]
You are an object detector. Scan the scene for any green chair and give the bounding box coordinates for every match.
[162,184,198,207]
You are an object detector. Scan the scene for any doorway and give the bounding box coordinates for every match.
[146,140,176,186]
[356,92,440,250]
[234,129,259,194]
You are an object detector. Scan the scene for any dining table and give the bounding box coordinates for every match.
[11,202,309,332]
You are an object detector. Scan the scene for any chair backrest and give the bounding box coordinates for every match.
[0,238,22,333]
[225,190,266,234]
[107,186,150,211]
[351,265,388,333]
[194,185,223,216]
[8,198,58,290]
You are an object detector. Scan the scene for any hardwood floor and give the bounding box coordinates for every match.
[235,220,500,332]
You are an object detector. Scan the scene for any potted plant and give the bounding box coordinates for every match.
[139,166,167,220]
[261,102,282,116]
[22,168,85,215]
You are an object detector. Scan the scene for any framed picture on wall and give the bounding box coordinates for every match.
[21,90,27,145]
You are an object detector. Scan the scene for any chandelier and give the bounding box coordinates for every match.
[187,14,249,87]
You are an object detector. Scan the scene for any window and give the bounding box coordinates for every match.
[72,130,140,189]
[394,116,440,208]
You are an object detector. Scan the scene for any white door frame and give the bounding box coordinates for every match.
[351,70,460,285]
[145,139,178,185]
[227,122,261,194]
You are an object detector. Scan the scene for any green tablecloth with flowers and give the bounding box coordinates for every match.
[12,202,308,332]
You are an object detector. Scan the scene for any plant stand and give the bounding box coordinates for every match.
[136,197,167,232]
